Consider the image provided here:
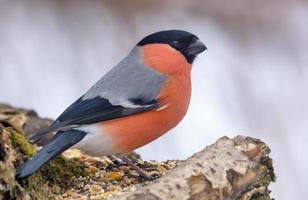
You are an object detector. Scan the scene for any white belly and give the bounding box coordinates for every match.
[72,124,120,156]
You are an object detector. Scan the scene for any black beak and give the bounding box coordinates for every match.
[186,39,207,55]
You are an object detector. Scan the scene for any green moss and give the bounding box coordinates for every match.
[259,157,276,188]
[23,156,89,197]
[250,157,276,200]
[3,127,89,198]
[9,128,36,157]
[14,155,87,199]
[41,157,88,189]
[251,192,271,200]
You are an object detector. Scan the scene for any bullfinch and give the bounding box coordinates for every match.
[16,30,206,179]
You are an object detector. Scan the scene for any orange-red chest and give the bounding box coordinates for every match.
[102,44,192,152]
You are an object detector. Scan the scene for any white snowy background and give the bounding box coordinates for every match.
[0,1,307,199]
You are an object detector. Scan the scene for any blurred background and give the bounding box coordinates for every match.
[0,0,307,199]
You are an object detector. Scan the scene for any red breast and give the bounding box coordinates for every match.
[101,44,192,152]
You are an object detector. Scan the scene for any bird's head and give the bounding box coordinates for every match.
[138,30,206,64]
[136,30,206,74]
[137,30,207,74]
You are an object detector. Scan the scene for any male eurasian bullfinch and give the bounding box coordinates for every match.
[16,30,206,179]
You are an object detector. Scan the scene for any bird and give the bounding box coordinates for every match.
[16,30,206,179]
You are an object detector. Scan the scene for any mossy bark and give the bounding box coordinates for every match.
[0,104,89,199]
[0,104,276,199]
[0,124,89,200]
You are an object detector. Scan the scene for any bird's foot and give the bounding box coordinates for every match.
[108,155,156,181]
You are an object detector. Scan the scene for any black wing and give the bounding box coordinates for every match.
[56,96,158,126]
[30,96,159,142]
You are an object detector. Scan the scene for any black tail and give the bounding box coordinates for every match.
[16,130,87,179]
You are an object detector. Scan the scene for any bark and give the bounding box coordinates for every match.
[0,104,275,200]
[115,136,275,200]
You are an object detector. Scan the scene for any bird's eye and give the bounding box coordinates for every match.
[171,41,182,49]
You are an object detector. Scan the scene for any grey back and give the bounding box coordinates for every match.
[82,47,167,106]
